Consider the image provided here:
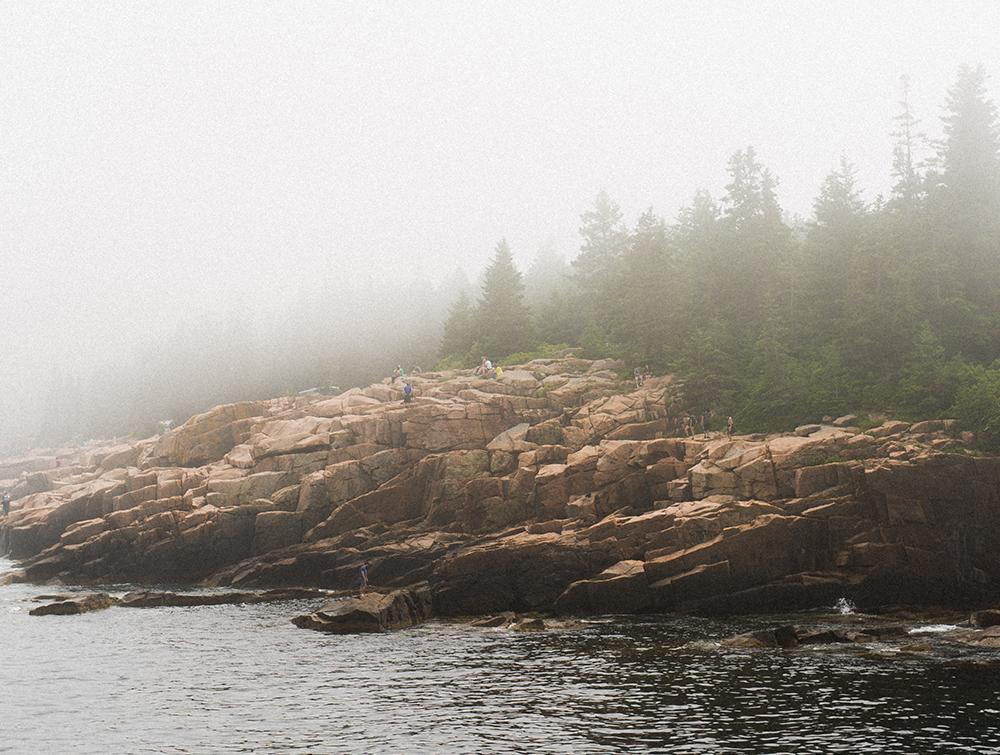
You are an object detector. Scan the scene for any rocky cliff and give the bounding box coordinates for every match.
[3,357,999,617]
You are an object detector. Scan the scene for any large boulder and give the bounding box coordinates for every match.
[291,587,432,633]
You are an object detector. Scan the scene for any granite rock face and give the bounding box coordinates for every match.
[4,359,999,618]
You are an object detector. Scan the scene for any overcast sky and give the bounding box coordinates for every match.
[2,1,1000,419]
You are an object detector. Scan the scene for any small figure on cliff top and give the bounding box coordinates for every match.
[494,364,504,380]
[403,382,414,403]
[701,409,712,438]
[392,366,401,383]
[633,367,643,388]
[643,365,652,382]
[475,355,489,376]
[2,492,9,516]
[358,561,370,595]
[726,415,735,439]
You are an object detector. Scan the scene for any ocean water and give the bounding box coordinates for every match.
[2,560,999,754]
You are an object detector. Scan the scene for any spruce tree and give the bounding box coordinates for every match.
[476,240,535,359]
[439,290,476,360]
[938,64,1000,208]
[890,74,924,209]
[573,191,628,294]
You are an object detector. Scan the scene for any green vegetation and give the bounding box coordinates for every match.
[439,66,1000,446]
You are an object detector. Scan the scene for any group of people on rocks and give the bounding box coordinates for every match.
[390,365,418,404]
[633,365,653,388]
[678,409,735,439]
[474,356,503,380]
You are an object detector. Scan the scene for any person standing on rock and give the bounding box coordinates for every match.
[358,561,370,595]
[634,367,643,388]
[726,415,734,439]
[1,492,9,516]
[403,382,414,403]
[701,409,712,438]
[392,366,401,383]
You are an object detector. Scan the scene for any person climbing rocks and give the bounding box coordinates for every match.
[403,382,414,403]
[358,561,370,595]
[1,492,9,516]
[682,414,694,437]
[701,409,712,438]
[726,415,735,439]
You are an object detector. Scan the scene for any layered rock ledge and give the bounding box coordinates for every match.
[3,357,999,619]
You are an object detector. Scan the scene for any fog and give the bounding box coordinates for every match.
[2,2,1000,453]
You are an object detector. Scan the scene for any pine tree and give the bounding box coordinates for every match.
[890,74,924,208]
[439,290,476,360]
[476,239,535,359]
[938,64,1000,207]
[723,146,783,231]
[814,156,865,229]
[572,190,628,293]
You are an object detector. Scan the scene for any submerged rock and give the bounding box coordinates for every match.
[723,625,799,649]
[292,587,432,633]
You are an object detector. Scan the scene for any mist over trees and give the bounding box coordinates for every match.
[11,65,1000,454]
[442,65,1000,443]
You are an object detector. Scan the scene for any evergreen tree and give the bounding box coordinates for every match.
[572,190,628,293]
[439,290,476,360]
[925,65,1000,360]
[476,239,536,359]
[938,64,1000,208]
[606,207,676,365]
[814,156,865,229]
[525,238,570,311]
[890,74,925,208]
[723,146,783,231]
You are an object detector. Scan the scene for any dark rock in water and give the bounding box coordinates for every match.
[30,593,117,616]
[120,590,256,608]
[470,612,516,628]
[292,587,432,633]
[797,628,854,645]
[723,625,799,649]
[119,588,334,609]
[971,609,1000,629]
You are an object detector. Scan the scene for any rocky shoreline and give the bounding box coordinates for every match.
[4,356,1000,628]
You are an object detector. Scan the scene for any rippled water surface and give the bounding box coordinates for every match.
[2,562,1000,753]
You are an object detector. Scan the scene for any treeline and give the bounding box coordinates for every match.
[440,66,1000,447]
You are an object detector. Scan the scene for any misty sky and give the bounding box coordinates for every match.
[2,1,1000,429]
